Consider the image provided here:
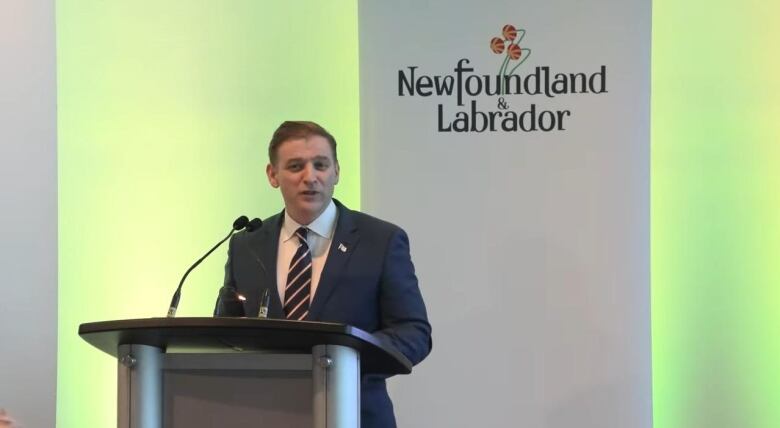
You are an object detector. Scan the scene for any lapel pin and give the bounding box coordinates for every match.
[338,243,347,253]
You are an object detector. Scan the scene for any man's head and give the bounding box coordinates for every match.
[266,121,340,225]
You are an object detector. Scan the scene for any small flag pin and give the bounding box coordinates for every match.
[338,243,347,252]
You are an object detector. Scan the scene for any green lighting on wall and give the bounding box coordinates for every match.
[652,0,780,427]
[56,1,359,427]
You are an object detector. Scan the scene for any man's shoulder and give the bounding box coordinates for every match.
[352,210,402,233]
[336,200,405,237]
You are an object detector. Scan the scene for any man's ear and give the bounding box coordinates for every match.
[266,163,279,188]
[334,162,340,185]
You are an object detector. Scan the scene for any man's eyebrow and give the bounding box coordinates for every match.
[283,156,331,166]
[284,157,304,165]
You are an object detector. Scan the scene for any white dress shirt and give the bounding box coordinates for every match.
[276,199,338,304]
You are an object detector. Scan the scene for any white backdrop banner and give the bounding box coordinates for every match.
[359,0,651,427]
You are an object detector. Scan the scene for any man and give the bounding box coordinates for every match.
[220,121,432,427]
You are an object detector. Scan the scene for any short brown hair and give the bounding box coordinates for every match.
[268,121,338,165]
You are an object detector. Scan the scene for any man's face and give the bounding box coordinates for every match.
[266,135,339,225]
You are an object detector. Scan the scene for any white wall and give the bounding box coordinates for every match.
[0,1,57,427]
[359,0,651,426]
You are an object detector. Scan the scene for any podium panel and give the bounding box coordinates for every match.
[164,355,312,427]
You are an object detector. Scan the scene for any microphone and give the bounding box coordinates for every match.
[246,218,263,232]
[213,217,264,318]
[214,218,268,317]
[244,218,273,318]
[232,216,250,230]
[167,216,250,318]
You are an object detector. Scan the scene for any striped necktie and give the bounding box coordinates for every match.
[284,227,312,320]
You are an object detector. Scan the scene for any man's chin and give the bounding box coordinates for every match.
[289,200,327,224]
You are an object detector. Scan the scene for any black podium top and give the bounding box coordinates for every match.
[79,317,412,375]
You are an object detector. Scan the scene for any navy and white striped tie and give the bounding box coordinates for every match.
[284,227,312,320]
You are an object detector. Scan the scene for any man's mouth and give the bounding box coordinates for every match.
[301,190,318,196]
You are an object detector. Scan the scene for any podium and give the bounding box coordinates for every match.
[79,317,412,428]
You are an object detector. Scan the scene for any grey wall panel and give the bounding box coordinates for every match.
[0,1,57,427]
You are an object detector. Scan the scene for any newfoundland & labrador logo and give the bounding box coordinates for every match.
[397,24,608,133]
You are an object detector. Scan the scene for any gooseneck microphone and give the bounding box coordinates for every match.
[246,217,263,232]
[167,216,251,318]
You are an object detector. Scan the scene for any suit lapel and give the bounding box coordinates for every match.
[246,212,284,319]
[307,201,360,320]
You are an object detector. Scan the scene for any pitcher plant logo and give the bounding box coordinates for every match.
[490,25,531,95]
[397,24,608,133]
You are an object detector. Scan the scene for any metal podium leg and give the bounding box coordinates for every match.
[117,344,163,428]
[312,344,360,428]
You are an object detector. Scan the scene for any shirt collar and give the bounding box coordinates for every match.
[282,199,338,242]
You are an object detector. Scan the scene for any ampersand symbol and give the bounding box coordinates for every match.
[497,97,509,110]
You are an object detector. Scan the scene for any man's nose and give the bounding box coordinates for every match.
[302,163,317,183]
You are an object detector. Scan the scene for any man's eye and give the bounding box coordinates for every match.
[287,163,302,171]
[314,161,329,170]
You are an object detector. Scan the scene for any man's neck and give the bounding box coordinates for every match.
[285,199,336,229]
[287,209,324,226]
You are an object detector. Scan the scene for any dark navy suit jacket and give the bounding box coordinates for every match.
[220,199,432,428]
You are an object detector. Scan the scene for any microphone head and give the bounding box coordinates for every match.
[232,215,249,230]
[246,218,263,232]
